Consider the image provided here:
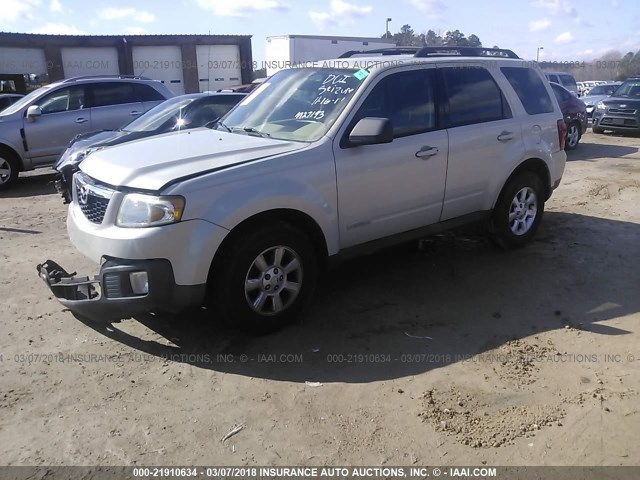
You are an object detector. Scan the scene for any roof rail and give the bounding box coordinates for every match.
[339,47,419,58]
[414,46,519,59]
[60,75,153,83]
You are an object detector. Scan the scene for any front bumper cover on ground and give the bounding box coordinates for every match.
[37,258,206,320]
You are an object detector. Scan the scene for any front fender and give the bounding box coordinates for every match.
[165,142,340,255]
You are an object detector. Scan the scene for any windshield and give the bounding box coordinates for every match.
[588,84,618,96]
[122,96,196,132]
[220,68,367,142]
[612,81,640,98]
[0,85,52,116]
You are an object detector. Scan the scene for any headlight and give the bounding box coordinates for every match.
[116,193,185,228]
[596,101,607,112]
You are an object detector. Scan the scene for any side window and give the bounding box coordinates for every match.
[134,83,166,102]
[548,74,559,83]
[90,83,139,107]
[39,87,86,114]
[353,69,437,138]
[501,67,554,115]
[442,67,511,127]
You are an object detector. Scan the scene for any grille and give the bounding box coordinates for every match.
[74,173,114,224]
[608,108,637,115]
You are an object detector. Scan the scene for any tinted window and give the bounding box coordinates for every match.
[550,83,571,103]
[39,87,86,114]
[353,69,437,138]
[442,67,511,127]
[559,74,577,90]
[134,83,165,102]
[91,83,138,107]
[547,74,559,83]
[501,67,554,115]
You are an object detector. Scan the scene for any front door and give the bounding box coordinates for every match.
[333,67,449,248]
[23,85,91,166]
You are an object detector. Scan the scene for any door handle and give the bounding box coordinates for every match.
[497,131,514,142]
[130,111,142,116]
[75,118,88,124]
[415,146,439,158]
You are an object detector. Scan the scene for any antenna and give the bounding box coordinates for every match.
[207,30,212,95]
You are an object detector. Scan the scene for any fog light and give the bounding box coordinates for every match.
[129,271,149,295]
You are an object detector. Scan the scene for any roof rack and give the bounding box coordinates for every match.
[60,75,153,83]
[339,47,420,58]
[414,46,519,59]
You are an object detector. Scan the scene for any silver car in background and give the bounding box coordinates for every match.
[0,75,173,190]
[580,83,622,122]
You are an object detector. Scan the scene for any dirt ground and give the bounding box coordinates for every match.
[1,131,639,467]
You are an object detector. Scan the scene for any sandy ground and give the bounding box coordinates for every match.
[0,131,639,467]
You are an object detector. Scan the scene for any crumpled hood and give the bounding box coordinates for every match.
[80,128,305,191]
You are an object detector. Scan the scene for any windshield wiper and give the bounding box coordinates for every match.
[239,126,270,138]
[207,120,231,132]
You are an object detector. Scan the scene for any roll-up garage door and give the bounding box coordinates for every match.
[196,45,242,92]
[132,46,185,95]
[61,47,120,77]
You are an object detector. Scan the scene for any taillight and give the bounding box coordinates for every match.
[557,119,567,150]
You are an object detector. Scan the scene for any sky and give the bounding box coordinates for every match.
[1,0,639,65]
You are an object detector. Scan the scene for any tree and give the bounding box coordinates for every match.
[395,24,419,46]
[425,29,443,46]
[467,34,482,48]
[443,30,468,46]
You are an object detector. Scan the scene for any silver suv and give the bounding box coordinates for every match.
[38,47,567,333]
[0,75,173,189]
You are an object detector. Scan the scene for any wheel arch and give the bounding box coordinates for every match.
[0,143,23,172]
[494,157,552,209]
[207,208,330,286]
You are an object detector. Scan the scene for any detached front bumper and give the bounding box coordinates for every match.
[37,257,206,320]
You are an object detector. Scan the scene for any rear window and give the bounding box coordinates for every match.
[501,67,554,115]
[559,74,577,90]
[442,67,512,127]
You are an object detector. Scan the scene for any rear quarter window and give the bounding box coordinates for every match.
[134,83,166,102]
[501,67,554,115]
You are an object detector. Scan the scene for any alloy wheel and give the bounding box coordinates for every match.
[244,245,303,316]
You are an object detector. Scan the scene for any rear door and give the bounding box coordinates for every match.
[439,64,523,220]
[23,85,91,165]
[333,67,449,248]
[88,82,145,131]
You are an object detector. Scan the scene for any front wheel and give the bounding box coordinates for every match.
[490,172,545,249]
[592,125,605,134]
[0,154,19,190]
[211,223,318,334]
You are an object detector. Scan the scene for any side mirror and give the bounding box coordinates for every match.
[348,117,393,146]
[26,105,42,121]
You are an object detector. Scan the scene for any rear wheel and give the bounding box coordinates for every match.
[211,223,317,334]
[565,122,581,150]
[490,172,545,249]
[0,153,19,190]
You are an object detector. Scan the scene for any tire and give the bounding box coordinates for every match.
[0,153,19,190]
[211,222,317,334]
[565,122,581,150]
[592,126,605,134]
[490,172,545,249]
